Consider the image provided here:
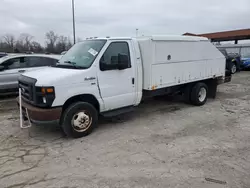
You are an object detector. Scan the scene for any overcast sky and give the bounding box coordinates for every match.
[1,0,250,43]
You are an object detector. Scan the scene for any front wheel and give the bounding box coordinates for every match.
[61,102,98,138]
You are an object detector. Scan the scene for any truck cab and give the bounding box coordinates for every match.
[18,37,143,137]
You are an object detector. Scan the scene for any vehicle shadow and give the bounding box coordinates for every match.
[21,95,188,140]
[20,94,214,140]
[97,95,190,131]
[25,123,66,142]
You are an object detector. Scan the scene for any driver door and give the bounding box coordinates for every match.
[97,41,136,111]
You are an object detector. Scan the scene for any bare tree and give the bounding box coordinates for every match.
[2,34,15,52]
[15,33,34,52]
[30,41,44,53]
[45,31,58,53]
[66,38,73,51]
[0,39,7,52]
[20,33,33,51]
[46,31,58,45]
[0,31,71,54]
[55,35,68,53]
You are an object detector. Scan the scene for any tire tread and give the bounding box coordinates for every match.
[61,102,98,138]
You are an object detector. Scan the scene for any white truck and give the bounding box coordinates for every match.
[18,35,231,138]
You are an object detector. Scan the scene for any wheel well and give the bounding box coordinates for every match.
[182,78,218,99]
[62,94,100,113]
[192,79,218,98]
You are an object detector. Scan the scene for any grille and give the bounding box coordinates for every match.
[18,75,37,104]
[19,80,33,101]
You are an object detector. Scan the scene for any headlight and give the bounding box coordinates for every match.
[35,86,55,107]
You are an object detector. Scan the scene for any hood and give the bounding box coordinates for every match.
[23,67,88,86]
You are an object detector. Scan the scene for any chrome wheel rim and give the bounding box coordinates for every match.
[198,87,207,102]
[231,65,237,74]
[71,111,92,132]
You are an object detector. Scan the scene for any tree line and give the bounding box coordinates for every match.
[0,31,81,54]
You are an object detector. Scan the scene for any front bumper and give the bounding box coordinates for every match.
[17,97,62,123]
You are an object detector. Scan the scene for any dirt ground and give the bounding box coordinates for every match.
[0,72,250,188]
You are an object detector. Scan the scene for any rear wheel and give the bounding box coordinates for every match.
[61,102,98,138]
[190,83,208,106]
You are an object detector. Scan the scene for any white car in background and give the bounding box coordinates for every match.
[0,54,61,94]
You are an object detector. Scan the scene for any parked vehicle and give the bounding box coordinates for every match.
[0,52,7,58]
[240,47,250,70]
[18,35,231,138]
[218,48,242,74]
[0,54,61,94]
[215,43,250,70]
[241,57,250,69]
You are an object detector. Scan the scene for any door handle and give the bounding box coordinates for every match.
[18,70,25,73]
[132,78,135,85]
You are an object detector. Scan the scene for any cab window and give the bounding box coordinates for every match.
[100,42,131,71]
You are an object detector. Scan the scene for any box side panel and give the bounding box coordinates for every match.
[148,41,225,90]
[150,58,225,89]
[153,41,225,64]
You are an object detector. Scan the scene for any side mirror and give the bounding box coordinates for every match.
[0,65,5,71]
[118,54,130,70]
[100,59,107,71]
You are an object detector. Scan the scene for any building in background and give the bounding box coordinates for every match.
[183,28,250,44]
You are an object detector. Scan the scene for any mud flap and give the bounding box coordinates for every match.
[207,79,218,99]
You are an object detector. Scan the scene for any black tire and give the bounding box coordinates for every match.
[61,102,98,138]
[190,83,208,106]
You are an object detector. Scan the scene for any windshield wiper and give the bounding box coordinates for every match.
[60,61,86,69]
[64,60,76,65]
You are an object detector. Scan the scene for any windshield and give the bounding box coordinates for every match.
[58,40,106,69]
[241,47,250,58]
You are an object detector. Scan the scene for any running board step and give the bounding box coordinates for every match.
[101,106,135,117]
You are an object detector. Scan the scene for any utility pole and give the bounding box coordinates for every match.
[136,28,138,37]
[72,0,76,44]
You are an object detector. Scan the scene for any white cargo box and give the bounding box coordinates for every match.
[137,35,226,90]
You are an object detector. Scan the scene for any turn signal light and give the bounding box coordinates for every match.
[41,87,54,94]
[46,88,54,93]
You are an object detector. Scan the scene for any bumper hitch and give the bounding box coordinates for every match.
[19,88,32,129]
